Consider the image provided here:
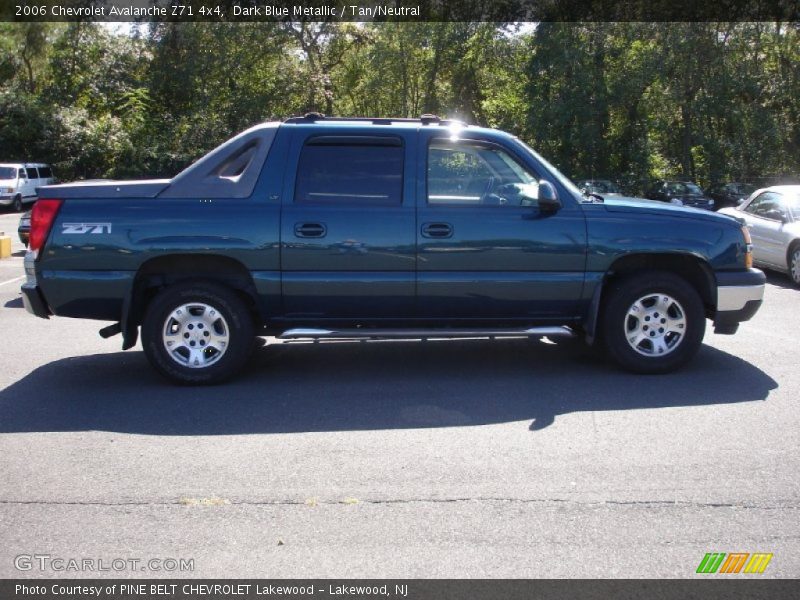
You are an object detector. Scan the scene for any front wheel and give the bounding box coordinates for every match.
[601,272,706,374]
[13,195,22,212]
[790,245,800,287]
[141,281,255,385]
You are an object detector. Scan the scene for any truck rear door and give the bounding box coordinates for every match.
[279,128,416,320]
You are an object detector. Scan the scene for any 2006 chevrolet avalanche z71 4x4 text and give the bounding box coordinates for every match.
[21,114,765,384]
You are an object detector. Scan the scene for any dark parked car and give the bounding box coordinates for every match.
[706,182,757,210]
[22,114,764,384]
[18,209,31,246]
[645,180,715,210]
[576,179,623,197]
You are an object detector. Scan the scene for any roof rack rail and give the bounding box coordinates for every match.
[284,113,466,127]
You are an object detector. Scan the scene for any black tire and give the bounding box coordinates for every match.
[601,271,706,374]
[13,195,23,212]
[789,243,800,287]
[141,281,255,385]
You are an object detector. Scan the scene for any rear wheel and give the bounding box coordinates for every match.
[142,281,255,384]
[601,272,705,374]
[13,195,22,212]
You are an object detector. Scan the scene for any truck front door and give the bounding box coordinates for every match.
[415,133,587,320]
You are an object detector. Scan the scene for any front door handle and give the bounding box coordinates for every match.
[294,222,327,238]
[421,222,453,238]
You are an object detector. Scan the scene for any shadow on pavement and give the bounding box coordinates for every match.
[4,297,23,309]
[0,337,777,434]
[765,270,799,291]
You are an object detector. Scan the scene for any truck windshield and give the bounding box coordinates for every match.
[513,139,583,199]
[0,167,16,179]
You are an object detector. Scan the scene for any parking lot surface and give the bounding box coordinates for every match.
[0,209,798,578]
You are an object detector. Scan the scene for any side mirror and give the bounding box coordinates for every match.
[537,180,561,213]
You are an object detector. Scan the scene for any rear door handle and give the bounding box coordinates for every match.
[294,222,327,238]
[421,222,453,238]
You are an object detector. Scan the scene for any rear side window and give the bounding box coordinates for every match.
[294,138,403,206]
[38,166,52,178]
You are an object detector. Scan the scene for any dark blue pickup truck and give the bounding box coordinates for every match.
[22,114,765,384]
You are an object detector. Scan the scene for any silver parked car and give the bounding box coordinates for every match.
[719,185,800,286]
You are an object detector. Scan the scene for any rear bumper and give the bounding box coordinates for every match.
[714,269,766,334]
[21,283,50,319]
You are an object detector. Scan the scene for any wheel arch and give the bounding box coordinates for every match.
[584,252,716,344]
[122,253,261,350]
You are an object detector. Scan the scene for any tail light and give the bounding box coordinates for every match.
[741,225,753,269]
[29,198,63,254]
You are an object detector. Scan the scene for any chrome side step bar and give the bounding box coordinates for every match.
[278,326,575,340]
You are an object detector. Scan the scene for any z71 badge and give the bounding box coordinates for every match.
[62,223,112,234]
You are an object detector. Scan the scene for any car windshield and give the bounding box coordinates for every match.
[585,180,620,194]
[736,184,756,195]
[787,194,800,219]
[665,182,702,195]
[0,167,16,179]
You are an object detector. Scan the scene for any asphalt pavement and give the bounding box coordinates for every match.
[0,209,797,578]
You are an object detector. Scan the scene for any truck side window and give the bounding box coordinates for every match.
[295,139,403,206]
[427,140,540,207]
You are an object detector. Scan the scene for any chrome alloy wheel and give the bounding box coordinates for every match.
[162,303,230,368]
[791,248,800,285]
[623,293,687,357]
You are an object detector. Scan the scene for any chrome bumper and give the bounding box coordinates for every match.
[717,284,765,312]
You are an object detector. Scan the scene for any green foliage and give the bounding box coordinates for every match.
[0,22,797,188]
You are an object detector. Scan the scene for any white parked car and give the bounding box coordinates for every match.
[0,163,57,212]
[719,185,800,286]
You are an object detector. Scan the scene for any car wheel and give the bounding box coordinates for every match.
[601,271,705,374]
[141,281,255,385]
[13,195,22,212]
[790,245,800,287]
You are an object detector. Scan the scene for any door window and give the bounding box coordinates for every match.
[745,192,786,221]
[294,137,403,206]
[427,140,540,207]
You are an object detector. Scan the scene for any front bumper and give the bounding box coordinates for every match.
[714,269,766,334]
